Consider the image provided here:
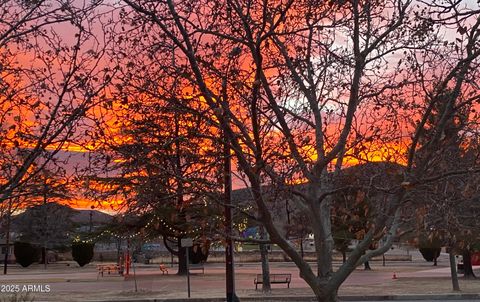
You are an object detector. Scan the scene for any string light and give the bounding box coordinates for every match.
[74,208,252,243]
[74,213,209,243]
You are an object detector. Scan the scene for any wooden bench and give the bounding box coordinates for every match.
[97,264,121,278]
[188,263,204,274]
[254,273,291,290]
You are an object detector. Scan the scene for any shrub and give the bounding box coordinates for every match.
[190,243,209,264]
[14,242,40,267]
[71,242,94,267]
[419,247,441,262]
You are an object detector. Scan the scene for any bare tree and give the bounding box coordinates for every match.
[0,0,116,206]
[115,0,480,300]
[84,91,222,274]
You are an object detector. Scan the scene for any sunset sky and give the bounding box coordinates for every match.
[2,0,479,214]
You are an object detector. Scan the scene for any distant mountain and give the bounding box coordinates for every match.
[12,203,113,227]
[8,203,114,246]
[71,209,113,224]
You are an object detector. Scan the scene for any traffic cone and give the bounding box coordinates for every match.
[392,272,398,279]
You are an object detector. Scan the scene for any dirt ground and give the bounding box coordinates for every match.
[0,261,478,301]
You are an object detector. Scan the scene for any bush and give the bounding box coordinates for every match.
[71,242,94,267]
[14,242,40,267]
[190,243,209,264]
[419,247,441,262]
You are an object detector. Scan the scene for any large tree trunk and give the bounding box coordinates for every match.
[315,185,334,278]
[462,250,476,279]
[324,290,339,302]
[162,235,186,275]
[449,252,460,291]
[259,226,271,293]
[311,286,339,302]
[177,239,188,275]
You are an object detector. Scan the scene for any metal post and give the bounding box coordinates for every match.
[186,246,190,298]
[224,133,238,302]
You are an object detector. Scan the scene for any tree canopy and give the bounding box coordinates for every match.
[1,0,480,300]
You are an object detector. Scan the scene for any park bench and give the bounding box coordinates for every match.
[97,264,121,278]
[188,263,205,274]
[254,273,291,290]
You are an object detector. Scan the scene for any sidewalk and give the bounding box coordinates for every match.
[0,262,478,301]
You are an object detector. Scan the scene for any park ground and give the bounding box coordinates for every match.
[0,251,479,301]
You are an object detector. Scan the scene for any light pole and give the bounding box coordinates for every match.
[223,129,238,302]
[181,238,193,298]
[221,47,241,302]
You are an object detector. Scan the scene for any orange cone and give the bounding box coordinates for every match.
[392,272,398,279]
